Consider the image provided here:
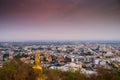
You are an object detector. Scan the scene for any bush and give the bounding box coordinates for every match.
[0,59,35,80]
[0,59,120,80]
[88,67,120,80]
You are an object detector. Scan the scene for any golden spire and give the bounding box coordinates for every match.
[33,51,43,80]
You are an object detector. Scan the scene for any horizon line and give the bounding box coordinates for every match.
[0,40,120,42]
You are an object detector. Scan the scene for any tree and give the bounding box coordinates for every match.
[0,59,35,80]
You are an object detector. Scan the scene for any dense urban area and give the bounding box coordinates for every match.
[0,41,120,80]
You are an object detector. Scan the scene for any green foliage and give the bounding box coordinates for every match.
[43,68,87,80]
[88,67,120,80]
[61,70,87,80]
[14,53,28,59]
[43,69,62,80]
[0,59,35,80]
[0,59,120,80]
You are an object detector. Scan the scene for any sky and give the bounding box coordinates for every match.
[0,0,120,41]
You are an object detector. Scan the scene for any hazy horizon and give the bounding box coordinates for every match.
[0,0,120,41]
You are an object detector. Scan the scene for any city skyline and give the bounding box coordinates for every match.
[0,0,120,41]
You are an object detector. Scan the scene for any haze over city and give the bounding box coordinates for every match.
[0,0,120,41]
[1,1,120,80]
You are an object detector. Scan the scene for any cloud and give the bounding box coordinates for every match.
[0,0,120,41]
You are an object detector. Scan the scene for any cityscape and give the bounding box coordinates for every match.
[0,41,120,73]
[0,0,120,80]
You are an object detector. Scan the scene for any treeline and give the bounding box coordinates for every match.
[0,59,120,80]
[0,59,35,80]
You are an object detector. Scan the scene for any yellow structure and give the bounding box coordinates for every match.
[110,59,119,68]
[33,51,43,80]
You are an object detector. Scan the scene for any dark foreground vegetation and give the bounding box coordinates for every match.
[0,59,120,80]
